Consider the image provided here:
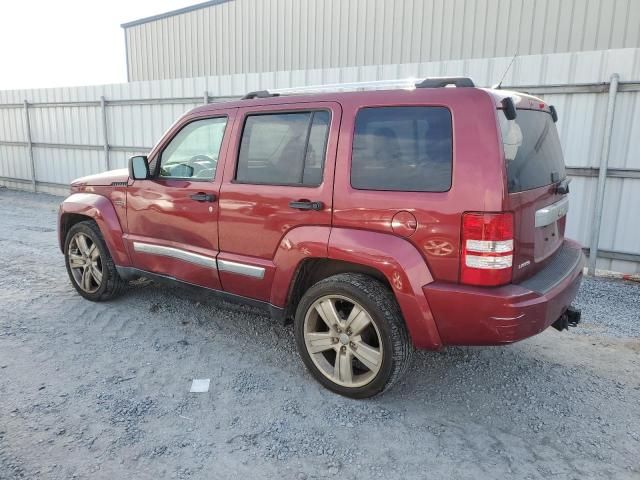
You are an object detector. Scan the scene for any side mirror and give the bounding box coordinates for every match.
[129,155,149,180]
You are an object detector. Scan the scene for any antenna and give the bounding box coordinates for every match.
[494,53,517,89]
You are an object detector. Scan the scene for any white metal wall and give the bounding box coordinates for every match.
[1,48,639,273]
[123,0,640,81]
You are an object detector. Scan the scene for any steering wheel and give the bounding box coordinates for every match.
[185,154,216,177]
[189,154,215,165]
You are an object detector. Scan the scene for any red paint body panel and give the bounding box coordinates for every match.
[58,192,131,266]
[124,177,224,289]
[425,240,585,345]
[216,251,275,301]
[328,228,442,350]
[270,226,331,306]
[71,168,129,187]
[216,102,341,300]
[508,185,567,282]
[331,88,505,284]
[217,226,332,305]
[123,233,221,289]
[123,108,237,290]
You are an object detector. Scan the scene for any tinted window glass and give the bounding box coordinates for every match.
[303,111,330,186]
[351,107,452,192]
[236,111,330,186]
[159,117,227,180]
[500,109,566,193]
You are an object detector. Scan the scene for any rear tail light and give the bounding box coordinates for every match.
[460,212,514,286]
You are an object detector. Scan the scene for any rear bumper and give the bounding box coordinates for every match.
[423,239,585,346]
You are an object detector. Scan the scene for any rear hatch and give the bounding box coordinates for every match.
[499,106,569,282]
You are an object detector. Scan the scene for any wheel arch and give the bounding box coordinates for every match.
[276,227,442,350]
[282,257,392,320]
[328,228,442,349]
[58,193,131,266]
[59,212,93,250]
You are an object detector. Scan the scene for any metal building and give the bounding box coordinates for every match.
[122,0,640,82]
[1,0,639,275]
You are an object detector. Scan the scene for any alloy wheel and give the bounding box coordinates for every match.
[68,232,103,294]
[303,295,383,388]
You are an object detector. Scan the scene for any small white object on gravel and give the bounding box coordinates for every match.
[189,379,210,393]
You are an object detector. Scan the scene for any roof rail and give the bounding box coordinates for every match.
[240,77,476,99]
[268,79,420,96]
[242,90,279,100]
[415,77,475,88]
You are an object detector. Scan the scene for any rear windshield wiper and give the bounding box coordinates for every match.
[554,177,571,194]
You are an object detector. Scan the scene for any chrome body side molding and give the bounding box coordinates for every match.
[132,242,266,279]
[217,259,265,279]
[133,242,217,269]
[535,196,569,228]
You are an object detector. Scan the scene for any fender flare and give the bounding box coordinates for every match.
[328,228,442,350]
[270,225,332,307]
[58,192,131,266]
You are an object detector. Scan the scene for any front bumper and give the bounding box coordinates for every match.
[423,239,585,346]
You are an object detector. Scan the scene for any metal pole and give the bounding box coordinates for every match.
[203,90,209,105]
[100,95,110,170]
[23,100,36,192]
[588,73,619,275]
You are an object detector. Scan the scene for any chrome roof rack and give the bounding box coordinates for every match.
[241,77,475,99]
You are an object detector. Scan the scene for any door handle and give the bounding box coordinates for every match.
[289,200,324,211]
[190,192,216,202]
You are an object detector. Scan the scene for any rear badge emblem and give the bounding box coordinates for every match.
[423,239,454,257]
[518,260,531,269]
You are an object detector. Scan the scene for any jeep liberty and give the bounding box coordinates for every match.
[58,77,584,398]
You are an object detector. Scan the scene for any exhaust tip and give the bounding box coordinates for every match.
[552,306,581,332]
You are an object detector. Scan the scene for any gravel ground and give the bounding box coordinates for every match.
[0,187,639,480]
[573,275,640,338]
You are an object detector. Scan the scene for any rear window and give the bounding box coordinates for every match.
[500,109,566,193]
[351,106,453,192]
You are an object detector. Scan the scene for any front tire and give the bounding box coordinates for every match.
[64,220,127,301]
[294,273,412,398]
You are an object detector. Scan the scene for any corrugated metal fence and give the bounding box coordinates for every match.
[1,48,639,274]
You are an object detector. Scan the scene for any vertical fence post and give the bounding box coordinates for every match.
[100,95,110,171]
[588,73,619,275]
[203,90,209,105]
[23,100,36,192]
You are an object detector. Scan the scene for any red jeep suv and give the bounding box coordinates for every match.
[58,77,584,398]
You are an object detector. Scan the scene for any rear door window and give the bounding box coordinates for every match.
[500,110,566,193]
[351,106,453,192]
[236,111,330,186]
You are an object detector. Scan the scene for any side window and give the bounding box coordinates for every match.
[159,117,228,180]
[351,107,452,192]
[236,111,330,186]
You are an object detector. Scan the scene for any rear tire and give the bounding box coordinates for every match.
[294,273,412,398]
[64,220,127,301]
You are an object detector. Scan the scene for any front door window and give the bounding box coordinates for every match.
[159,117,228,180]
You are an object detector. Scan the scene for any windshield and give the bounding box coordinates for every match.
[499,109,566,193]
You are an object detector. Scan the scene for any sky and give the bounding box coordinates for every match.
[0,0,199,91]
